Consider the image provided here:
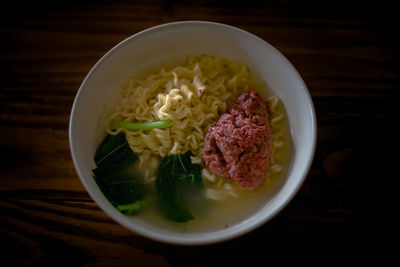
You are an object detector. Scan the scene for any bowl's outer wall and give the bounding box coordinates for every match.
[69,21,316,245]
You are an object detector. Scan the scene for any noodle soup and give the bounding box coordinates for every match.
[93,55,293,232]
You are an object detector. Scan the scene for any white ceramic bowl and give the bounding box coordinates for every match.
[69,21,316,245]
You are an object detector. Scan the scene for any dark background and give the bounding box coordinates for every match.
[1,0,398,266]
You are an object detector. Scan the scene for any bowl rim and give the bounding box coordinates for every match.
[69,20,317,245]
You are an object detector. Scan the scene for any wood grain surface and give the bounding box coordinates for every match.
[1,0,398,266]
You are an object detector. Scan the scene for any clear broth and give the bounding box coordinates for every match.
[97,58,294,233]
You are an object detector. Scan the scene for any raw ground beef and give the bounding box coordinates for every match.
[202,90,272,189]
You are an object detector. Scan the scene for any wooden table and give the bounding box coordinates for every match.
[1,1,397,265]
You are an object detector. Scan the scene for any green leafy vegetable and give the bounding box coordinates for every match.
[116,200,146,215]
[92,133,146,215]
[94,132,137,171]
[113,119,172,131]
[156,151,204,222]
[93,171,146,206]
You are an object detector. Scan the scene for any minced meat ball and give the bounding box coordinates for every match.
[202,90,272,189]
